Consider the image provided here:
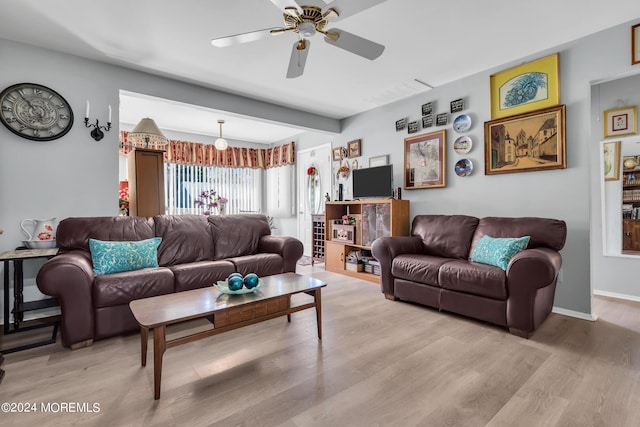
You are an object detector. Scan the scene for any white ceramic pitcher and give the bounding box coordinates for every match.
[20,217,56,241]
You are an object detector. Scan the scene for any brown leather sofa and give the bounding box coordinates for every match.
[371,215,567,337]
[37,214,303,349]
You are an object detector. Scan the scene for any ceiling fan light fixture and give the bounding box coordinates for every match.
[215,119,228,150]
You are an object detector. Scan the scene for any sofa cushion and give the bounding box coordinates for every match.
[470,217,567,254]
[208,214,271,260]
[168,260,236,292]
[439,259,507,300]
[470,235,530,271]
[392,254,454,287]
[57,216,155,253]
[89,237,162,276]
[227,253,284,277]
[411,215,479,259]
[154,215,215,266]
[93,267,174,308]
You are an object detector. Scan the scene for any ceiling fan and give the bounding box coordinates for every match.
[210,0,387,78]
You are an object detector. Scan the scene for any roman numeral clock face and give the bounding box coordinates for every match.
[0,83,74,141]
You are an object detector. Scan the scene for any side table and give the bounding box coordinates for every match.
[1,247,59,354]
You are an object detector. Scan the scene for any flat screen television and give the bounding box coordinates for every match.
[352,164,393,199]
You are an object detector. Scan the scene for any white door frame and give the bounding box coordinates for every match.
[297,143,332,256]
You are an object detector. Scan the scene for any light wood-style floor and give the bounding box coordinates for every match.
[2,265,640,427]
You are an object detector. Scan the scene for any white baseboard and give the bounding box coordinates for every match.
[552,306,598,322]
[593,289,640,303]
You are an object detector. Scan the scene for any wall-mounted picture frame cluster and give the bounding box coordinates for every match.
[484,104,566,175]
[404,130,446,189]
[603,106,637,138]
[489,53,560,120]
[332,146,347,161]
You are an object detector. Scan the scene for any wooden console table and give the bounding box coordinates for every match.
[1,247,59,354]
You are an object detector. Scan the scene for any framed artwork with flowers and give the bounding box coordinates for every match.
[490,53,560,119]
[603,106,637,138]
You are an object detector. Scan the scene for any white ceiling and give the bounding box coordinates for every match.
[1,0,640,143]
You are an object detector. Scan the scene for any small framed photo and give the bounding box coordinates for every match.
[632,23,640,65]
[603,141,621,181]
[369,154,389,167]
[332,147,344,161]
[421,102,433,116]
[347,139,361,158]
[408,121,419,134]
[436,113,449,126]
[450,98,464,113]
[603,106,637,138]
[395,118,407,131]
[422,114,433,128]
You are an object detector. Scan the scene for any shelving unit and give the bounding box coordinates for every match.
[324,199,410,283]
[623,168,640,252]
[311,214,325,265]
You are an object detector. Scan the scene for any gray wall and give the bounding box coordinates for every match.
[0,38,338,321]
[2,18,640,322]
[327,20,640,317]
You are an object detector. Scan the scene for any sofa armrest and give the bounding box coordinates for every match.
[505,247,563,336]
[258,235,304,273]
[36,250,96,348]
[371,236,424,296]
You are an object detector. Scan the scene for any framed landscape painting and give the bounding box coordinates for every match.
[404,130,446,189]
[484,104,566,175]
[490,53,560,119]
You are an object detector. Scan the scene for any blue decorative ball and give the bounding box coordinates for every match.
[243,273,259,289]
[228,276,244,291]
[228,272,243,281]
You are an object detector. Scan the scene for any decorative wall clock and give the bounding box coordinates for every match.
[0,83,74,141]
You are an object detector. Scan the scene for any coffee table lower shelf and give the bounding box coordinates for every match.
[130,273,326,400]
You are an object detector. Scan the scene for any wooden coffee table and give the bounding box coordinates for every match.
[129,272,326,399]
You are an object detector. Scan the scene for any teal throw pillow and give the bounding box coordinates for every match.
[470,235,530,271]
[89,237,162,276]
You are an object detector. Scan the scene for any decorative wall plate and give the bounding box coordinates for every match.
[455,158,473,177]
[453,136,473,154]
[453,114,472,133]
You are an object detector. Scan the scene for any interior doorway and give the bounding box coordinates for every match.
[297,144,332,257]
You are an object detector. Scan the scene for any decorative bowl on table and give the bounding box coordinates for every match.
[215,279,264,295]
[23,239,57,249]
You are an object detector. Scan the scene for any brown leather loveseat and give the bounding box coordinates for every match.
[37,214,303,349]
[371,215,567,337]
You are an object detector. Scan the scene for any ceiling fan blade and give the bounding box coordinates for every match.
[211,28,279,47]
[324,29,384,60]
[287,39,310,79]
[270,0,301,13]
[324,0,388,21]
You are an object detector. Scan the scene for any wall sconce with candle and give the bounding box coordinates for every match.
[84,100,112,141]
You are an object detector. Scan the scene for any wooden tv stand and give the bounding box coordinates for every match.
[324,199,410,283]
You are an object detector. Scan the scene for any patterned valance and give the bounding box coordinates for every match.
[119,131,294,169]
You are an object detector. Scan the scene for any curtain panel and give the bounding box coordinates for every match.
[119,131,294,169]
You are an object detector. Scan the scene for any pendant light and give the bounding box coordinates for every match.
[215,119,228,150]
[127,117,168,148]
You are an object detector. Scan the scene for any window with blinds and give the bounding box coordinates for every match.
[165,163,263,215]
